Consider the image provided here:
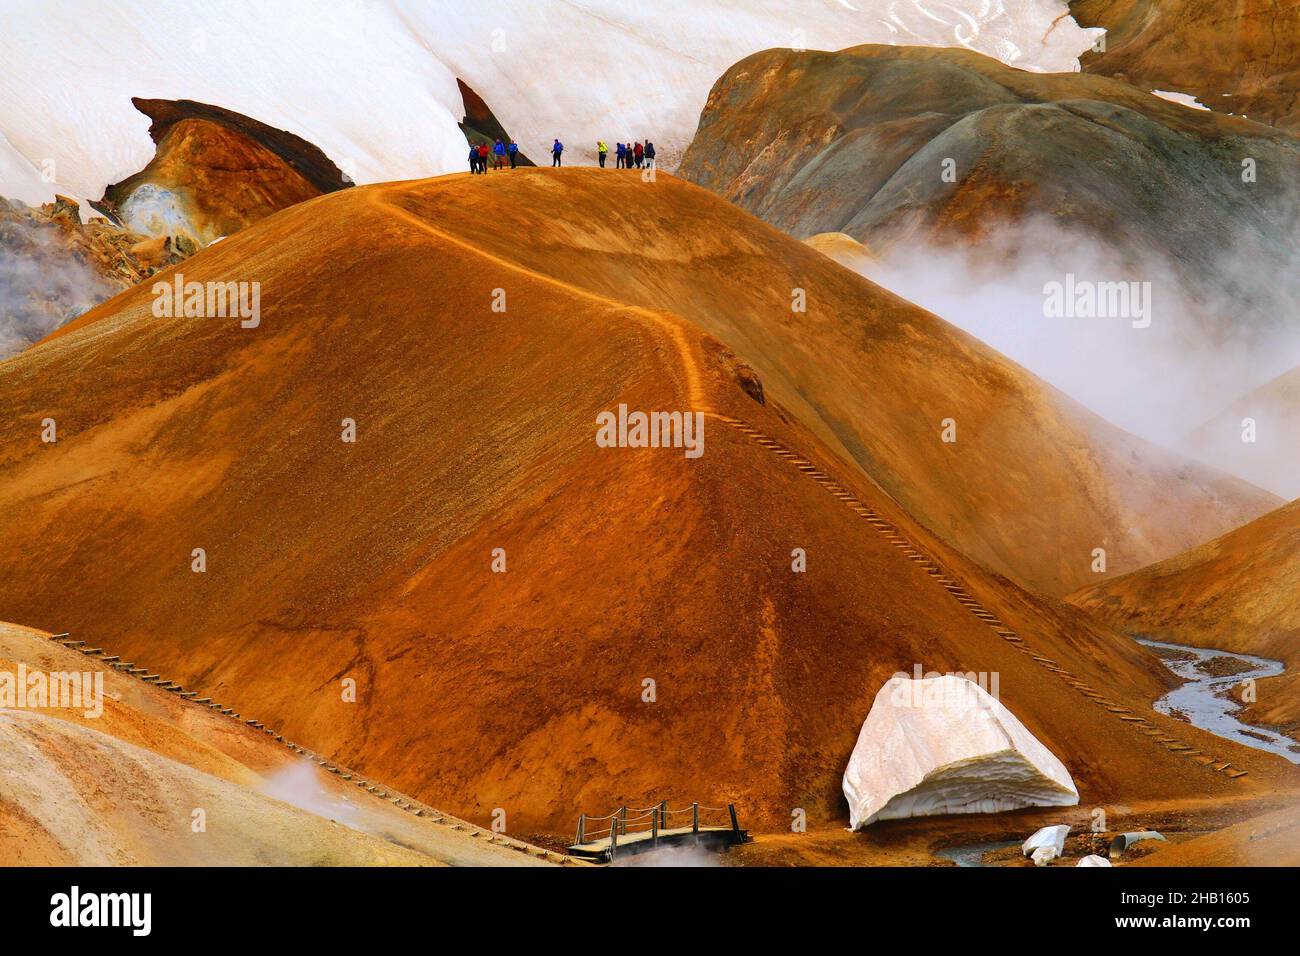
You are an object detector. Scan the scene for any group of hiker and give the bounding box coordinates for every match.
[596,140,655,169]
[469,138,520,173]
[468,137,656,173]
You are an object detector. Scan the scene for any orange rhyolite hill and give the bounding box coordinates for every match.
[0,171,1289,833]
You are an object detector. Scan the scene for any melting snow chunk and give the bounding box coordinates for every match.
[843,675,1078,829]
[1023,824,1070,857]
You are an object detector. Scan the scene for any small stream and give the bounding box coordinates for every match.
[1137,638,1299,764]
[935,840,1020,867]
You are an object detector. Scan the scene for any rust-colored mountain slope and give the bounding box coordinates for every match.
[0,623,553,865]
[1,172,1291,836]
[1072,0,1300,133]
[1072,499,1300,730]
[1133,801,1300,867]
[381,171,1276,596]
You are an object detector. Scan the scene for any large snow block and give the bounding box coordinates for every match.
[843,675,1079,829]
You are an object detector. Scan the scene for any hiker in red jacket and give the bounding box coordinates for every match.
[477,143,490,173]
[633,141,644,168]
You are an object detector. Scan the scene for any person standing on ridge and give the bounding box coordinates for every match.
[507,140,519,169]
[468,143,480,174]
[615,142,625,168]
[597,140,609,168]
[633,141,644,169]
[492,138,506,170]
[477,142,490,173]
[552,139,564,167]
[644,140,656,169]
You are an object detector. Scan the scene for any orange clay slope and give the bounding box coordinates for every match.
[0,623,553,865]
[1,170,1293,837]
[1133,801,1300,867]
[379,170,1275,597]
[1072,498,1300,733]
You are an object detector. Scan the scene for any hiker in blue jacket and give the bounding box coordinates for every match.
[507,140,519,169]
[551,138,564,167]
[468,144,480,174]
[644,141,656,169]
[492,138,506,170]
[615,142,625,168]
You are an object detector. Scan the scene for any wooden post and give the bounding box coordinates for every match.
[619,806,627,836]
[692,802,699,834]
[609,820,618,862]
[659,800,667,832]
[729,803,740,834]
[576,815,585,845]
[651,809,659,848]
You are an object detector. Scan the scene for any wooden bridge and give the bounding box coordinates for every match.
[567,802,748,863]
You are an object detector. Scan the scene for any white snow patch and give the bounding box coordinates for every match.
[1152,90,1211,111]
[843,675,1078,829]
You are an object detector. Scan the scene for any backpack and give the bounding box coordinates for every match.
[508,142,518,154]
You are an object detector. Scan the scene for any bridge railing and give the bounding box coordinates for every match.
[574,801,740,858]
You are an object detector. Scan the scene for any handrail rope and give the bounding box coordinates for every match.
[578,803,731,826]
[583,804,729,818]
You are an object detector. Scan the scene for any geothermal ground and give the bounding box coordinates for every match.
[1,169,1296,867]
[1,3,1298,881]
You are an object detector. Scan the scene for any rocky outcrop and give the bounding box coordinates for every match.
[0,195,187,357]
[103,98,346,245]
[1071,0,1300,134]
[843,676,1078,829]
[679,44,1300,272]
[456,79,533,166]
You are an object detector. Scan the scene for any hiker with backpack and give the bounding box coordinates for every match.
[492,138,506,170]
[468,144,480,174]
[552,139,564,167]
[614,142,625,168]
[507,140,519,168]
[633,141,644,168]
[644,141,656,169]
[477,143,490,173]
[597,140,609,168]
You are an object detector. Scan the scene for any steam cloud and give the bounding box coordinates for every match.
[855,215,1300,496]
[0,208,113,358]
